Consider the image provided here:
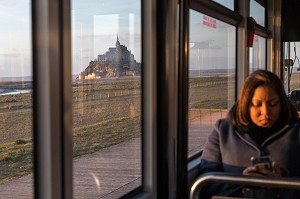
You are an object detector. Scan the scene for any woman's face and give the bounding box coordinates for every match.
[249,86,281,128]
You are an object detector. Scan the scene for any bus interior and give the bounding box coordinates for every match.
[1,0,300,199]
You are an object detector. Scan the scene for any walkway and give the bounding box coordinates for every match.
[0,109,226,199]
[0,138,141,199]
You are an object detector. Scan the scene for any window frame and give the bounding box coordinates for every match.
[186,0,277,192]
[29,0,281,198]
[32,0,158,198]
[188,0,242,159]
[191,0,242,26]
[187,0,241,194]
[32,0,72,198]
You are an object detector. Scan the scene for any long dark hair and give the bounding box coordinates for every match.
[228,69,298,128]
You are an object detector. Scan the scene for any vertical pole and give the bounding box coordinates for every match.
[177,0,189,198]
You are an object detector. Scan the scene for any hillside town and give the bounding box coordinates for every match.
[77,35,141,80]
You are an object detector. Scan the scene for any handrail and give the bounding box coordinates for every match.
[190,172,300,199]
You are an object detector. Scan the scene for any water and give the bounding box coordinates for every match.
[0,89,32,96]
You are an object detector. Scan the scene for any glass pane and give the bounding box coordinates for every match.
[213,0,234,10]
[71,1,142,198]
[0,0,33,198]
[285,42,300,101]
[250,0,265,27]
[189,10,236,157]
[249,35,266,74]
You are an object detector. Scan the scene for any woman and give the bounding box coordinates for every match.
[199,70,300,198]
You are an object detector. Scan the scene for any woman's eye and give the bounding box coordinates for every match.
[269,101,279,107]
[252,103,261,107]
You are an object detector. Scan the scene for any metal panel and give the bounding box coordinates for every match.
[156,0,178,198]
[32,0,72,198]
[177,0,189,198]
[141,0,158,197]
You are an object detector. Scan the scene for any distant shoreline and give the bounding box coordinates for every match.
[0,73,231,96]
[0,70,236,82]
[0,89,32,96]
[0,76,32,82]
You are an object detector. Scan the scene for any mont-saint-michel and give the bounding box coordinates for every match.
[77,35,141,80]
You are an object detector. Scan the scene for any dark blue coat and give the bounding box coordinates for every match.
[199,118,300,198]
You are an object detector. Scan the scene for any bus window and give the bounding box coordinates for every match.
[188,10,236,158]
[0,0,33,198]
[213,0,234,11]
[286,42,300,92]
[250,0,265,27]
[249,35,266,73]
[71,0,142,198]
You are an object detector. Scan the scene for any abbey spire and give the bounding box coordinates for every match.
[116,33,120,47]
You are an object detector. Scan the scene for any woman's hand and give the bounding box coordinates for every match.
[242,161,282,177]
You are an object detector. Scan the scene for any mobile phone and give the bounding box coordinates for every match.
[251,156,272,170]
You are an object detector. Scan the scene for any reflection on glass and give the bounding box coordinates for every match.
[213,0,234,10]
[250,0,265,27]
[0,0,33,198]
[188,10,236,157]
[71,0,142,198]
[249,35,266,74]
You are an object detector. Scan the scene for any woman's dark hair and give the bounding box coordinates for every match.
[228,69,298,127]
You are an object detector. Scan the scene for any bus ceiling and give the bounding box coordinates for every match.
[282,0,300,41]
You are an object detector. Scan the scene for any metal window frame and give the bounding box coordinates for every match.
[177,0,190,198]
[30,0,282,198]
[32,0,72,198]
[190,0,243,98]
[137,0,158,198]
[155,0,179,198]
[32,0,161,198]
[191,0,242,26]
[267,0,282,75]
[255,0,267,8]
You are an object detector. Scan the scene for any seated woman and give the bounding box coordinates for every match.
[199,69,300,198]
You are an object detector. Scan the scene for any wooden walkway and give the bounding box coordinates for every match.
[0,110,226,199]
[0,138,142,199]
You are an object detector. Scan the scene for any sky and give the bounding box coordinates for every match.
[0,0,141,78]
[0,0,31,78]
[71,0,141,75]
[1,0,298,78]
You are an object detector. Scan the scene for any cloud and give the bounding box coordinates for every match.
[73,0,140,16]
[0,53,20,57]
[0,0,16,9]
[190,40,220,50]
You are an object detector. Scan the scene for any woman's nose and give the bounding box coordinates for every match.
[261,103,270,115]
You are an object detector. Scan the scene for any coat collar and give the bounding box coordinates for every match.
[234,123,293,153]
